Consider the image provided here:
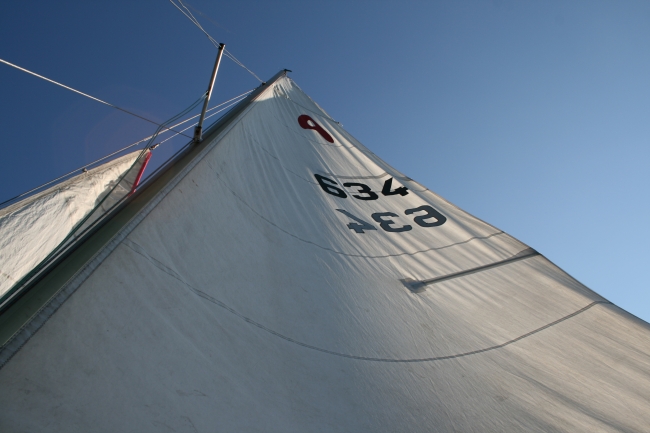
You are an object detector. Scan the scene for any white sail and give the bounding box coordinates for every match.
[0,75,648,432]
[0,150,146,299]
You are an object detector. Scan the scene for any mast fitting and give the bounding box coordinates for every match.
[194,43,225,143]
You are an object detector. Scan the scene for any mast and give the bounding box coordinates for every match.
[194,43,225,143]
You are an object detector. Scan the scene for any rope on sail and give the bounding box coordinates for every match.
[0,90,253,208]
[168,0,264,83]
[0,58,193,139]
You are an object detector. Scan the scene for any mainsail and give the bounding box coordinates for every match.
[0,72,648,432]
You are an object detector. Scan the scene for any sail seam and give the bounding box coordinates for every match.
[274,116,345,147]
[285,78,341,124]
[255,145,429,193]
[122,239,610,363]
[215,171,506,259]
[268,97,438,198]
[271,90,425,187]
[283,95,340,124]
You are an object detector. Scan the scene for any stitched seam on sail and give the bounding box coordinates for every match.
[255,145,428,192]
[123,239,609,363]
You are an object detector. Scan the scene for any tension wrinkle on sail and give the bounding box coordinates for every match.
[0,71,649,432]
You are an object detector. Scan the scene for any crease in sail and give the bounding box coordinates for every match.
[0,149,149,302]
[402,247,541,292]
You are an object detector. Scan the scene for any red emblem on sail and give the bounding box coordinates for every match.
[298,114,334,143]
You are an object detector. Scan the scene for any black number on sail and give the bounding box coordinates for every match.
[371,212,413,233]
[315,174,347,198]
[336,209,377,234]
[343,182,379,201]
[381,177,409,197]
[405,205,447,227]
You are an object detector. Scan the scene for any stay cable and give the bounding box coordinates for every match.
[0,58,194,138]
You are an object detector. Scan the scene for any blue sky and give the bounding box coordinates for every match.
[1,1,648,321]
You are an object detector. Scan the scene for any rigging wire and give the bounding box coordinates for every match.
[184,2,224,29]
[168,0,264,83]
[0,90,253,208]
[156,93,247,146]
[169,0,215,45]
[223,49,263,83]
[135,89,252,146]
[1,3,263,206]
[0,58,193,139]
[0,93,191,303]
[140,94,205,151]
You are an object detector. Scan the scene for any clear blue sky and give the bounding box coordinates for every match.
[1,1,648,322]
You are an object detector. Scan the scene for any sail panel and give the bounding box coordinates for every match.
[0,76,648,432]
[0,150,143,299]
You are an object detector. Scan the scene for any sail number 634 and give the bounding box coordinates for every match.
[314,173,447,234]
[314,174,408,200]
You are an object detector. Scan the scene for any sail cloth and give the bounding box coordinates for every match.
[0,150,148,301]
[0,76,649,432]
